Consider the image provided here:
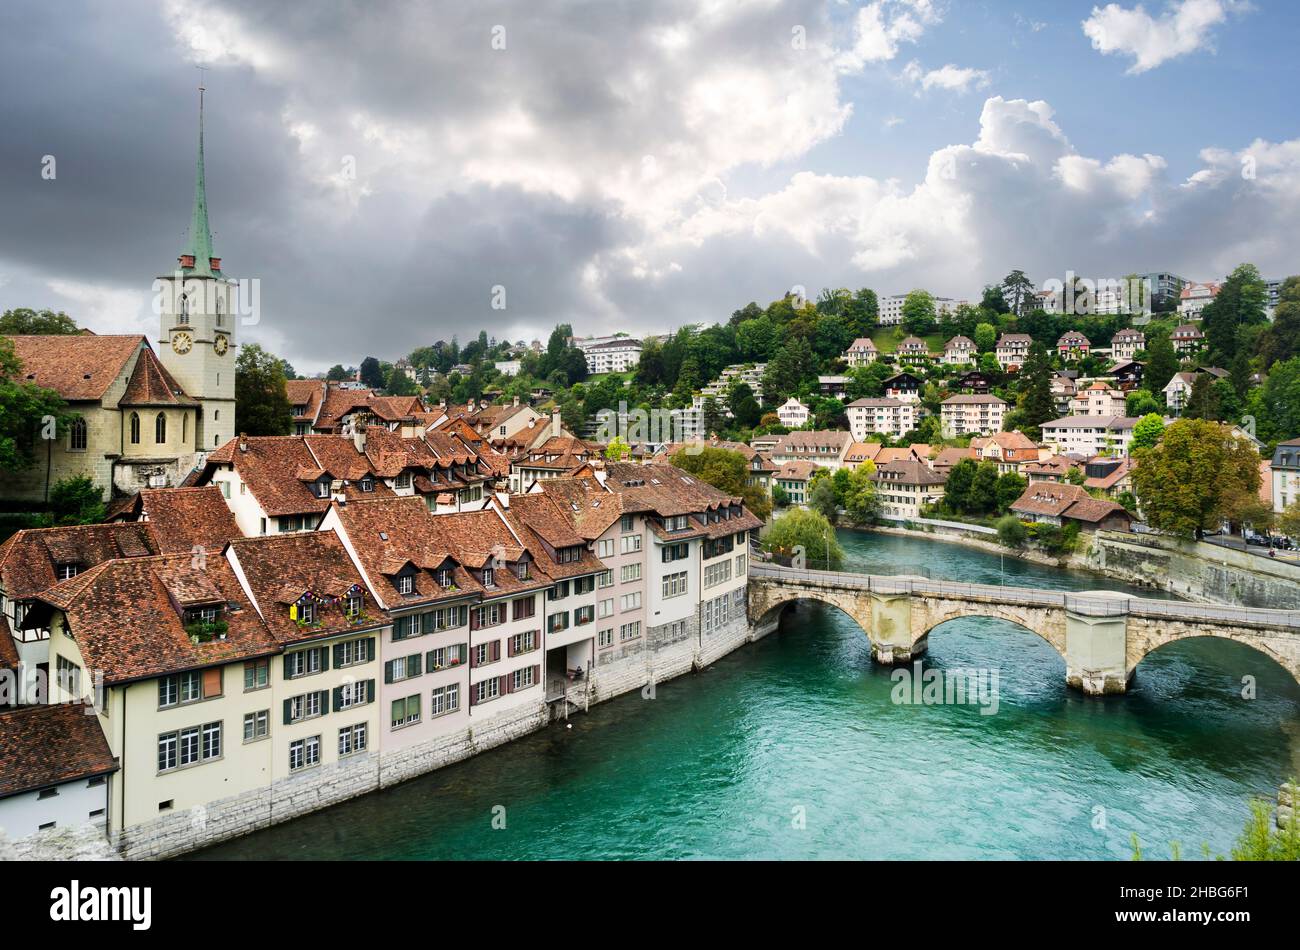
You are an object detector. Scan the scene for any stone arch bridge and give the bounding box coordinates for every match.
[749,563,1300,694]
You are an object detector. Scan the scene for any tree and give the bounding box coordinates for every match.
[968,461,1000,515]
[1017,341,1056,437]
[974,323,997,352]
[762,336,814,404]
[1131,419,1262,539]
[809,475,839,521]
[763,508,843,569]
[385,366,419,396]
[44,475,105,525]
[995,472,1028,513]
[728,382,762,430]
[1130,413,1165,452]
[902,290,937,335]
[943,458,976,514]
[0,308,79,335]
[326,364,349,382]
[359,356,385,389]
[1002,270,1037,317]
[605,437,632,461]
[1257,276,1300,367]
[1144,334,1179,395]
[981,284,1010,315]
[1201,263,1268,365]
[0,336,70,475]
[772,484,790,508]
[669,446,772,521]
[1279,501,1300,541]
[843,463,880,524]
[1125,390,1162,417]
[234,343,293,437]
[996,514,1027,548]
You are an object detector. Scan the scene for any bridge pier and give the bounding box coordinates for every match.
[869,592,926,665]
[1064,606,1130,695]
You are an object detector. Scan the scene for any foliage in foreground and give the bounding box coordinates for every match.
[1130,793,1300,861]
[762,508,844,570]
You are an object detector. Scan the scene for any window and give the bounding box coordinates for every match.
[385,654,422,683]
[158,670,212,708]
[662,542,689,563]
[597,569,614,589]
[512,666,537,691]
[345,593,364,620]
[474,678,501,705]
[512,596,535,620]
[473,603,502,629]
[289,735,321,771]
[244,659,270,691]
[575,605,595,625]
[621,515,635,533]
[619,621,642,642]
[286,691,326,723]
[335,680,371,710]
[394,472,411,490]
[548,611,570,633]
[620,563,641,583]
[56,562,79,581]
[597,539,615,558]
[482,567,495,588]
[573,576,595,595]
[549,581,570,601]
[558,546,582,564]
[130,412,140,444]
[426,644,467,670]
[397,573,414,595]
[69,417,87,452]
[509,630,537,655]
[704,561,732,588]
[620,534,642,554]
[598,598,614,619]
[243,710,269,742]
[735,553,747,577]
[297,600,316,624]
[597,628,614,649]
[335,637,372,668]
[430,683,460,717]
[155,412,166,444]
[338,723,368,757]
[662,571,688,599]
[621,592,641,611]
[285,647,327,679]
[360,476,374,493]
[391,695,421,729]
[515,561,529,580]
[158,722,222,772]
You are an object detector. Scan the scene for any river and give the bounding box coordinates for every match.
[188,529,1300,860]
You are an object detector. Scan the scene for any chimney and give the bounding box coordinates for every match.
[238,432,248,453]
[438,399,446,410]
[512,395,520,408]
[352,424,367,454]
[550,409,562,439]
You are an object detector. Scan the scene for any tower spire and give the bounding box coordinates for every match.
[182,69,217,277]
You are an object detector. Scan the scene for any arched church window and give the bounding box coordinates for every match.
[69,417,87,452]
[130,412,140,445]
[155,412,167,444]
[182,413,188,443]
[216,296,224,327]
[180,293,190,319]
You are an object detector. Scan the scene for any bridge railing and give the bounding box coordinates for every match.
[749,562,1300,630]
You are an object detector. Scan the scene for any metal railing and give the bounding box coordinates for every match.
[748,562,1300,631]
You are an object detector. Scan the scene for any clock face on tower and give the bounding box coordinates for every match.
[214,334,229,356]
[171,331,193,355]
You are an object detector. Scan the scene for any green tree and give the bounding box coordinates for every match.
[902,290,937,335]
[359,356,385,389]
[974,323,997,352]
[1125,390,1162,417]
[44,475,105,524]
[0,336,70,475]
[1279,501,1300,541]
[1144,334,1180,395]
[1257,276,1300,367]
[669,446,772,521]
[1254,357,1300,442]
[234,343,294,437]
[968,461,1000,515]
[995,472,1028,513]
[728,382,761,429]
[1002,270,1037,317]
[1131,413,1166,452]
[1131,419,1262,539]
[772,483,790,509]
[943,458,976,514]
[0,308,79,335]
[326,364,349,382]
[385,366,419,396]
[1017,341,1057,437]
[996,514,1027,548]
[763,508,843,569]
[1201,263,1268,365]
[809,475,839,521]
[605,436,632,461]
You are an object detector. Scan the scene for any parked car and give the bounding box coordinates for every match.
[1244,532,1270,546]
[1270,536,1294,550]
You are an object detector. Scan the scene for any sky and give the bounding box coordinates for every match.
[0,0,1297,374]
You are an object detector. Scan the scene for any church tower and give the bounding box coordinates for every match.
[157,81,236,452]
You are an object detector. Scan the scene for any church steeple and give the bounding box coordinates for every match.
[179,80,221,277]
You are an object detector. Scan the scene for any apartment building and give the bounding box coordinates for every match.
[777,397,810,428]
[847,398,916,440]
[1038,416,1140,458]
[1110,328,1145,362]
[766,431,852,472]
[1270,439,1300,515]
[939,395,1006,439]
[581,338,643,375]
[1179,282,1219,319]
[1172,324,1206,356]
[870,459,946,519]
[971,431,1043,474]
[1057,331,1092,361]
[942,335,977,366]
[844,338,878,367]
[896,337,932,366]
[995,334,1033,371]
[1069,382,1127,417]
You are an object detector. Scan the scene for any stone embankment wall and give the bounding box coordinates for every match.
[108,612,765,860]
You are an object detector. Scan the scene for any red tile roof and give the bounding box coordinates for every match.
[0,704,117,799]
[119,346,198,407]
[3,334,146,401]
[136,487,241,555]
[0,523,160,602]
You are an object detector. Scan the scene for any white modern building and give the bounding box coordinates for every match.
[777,398,810,428]
[847,398,916,440]
[939,395,1006,439]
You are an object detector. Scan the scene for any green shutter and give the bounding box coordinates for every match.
[319,647,330,671]
[383,660,394,684]
[282,699,292,725]
[333,643,344,668]
[407,654,421,678]
[332,686,343,712]
[364,637,376,662]
[365,679,375,704]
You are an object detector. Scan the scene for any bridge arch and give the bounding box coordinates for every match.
[1127,625,1300,688]
[911,600,1069,662]
[750,589,873,641]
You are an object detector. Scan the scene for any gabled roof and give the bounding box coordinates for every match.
[0,523,160,601]
[206,436,333,517]
[119,346,198,407]
[0,704,117,799]
[1009,483,1132,524]
[3,334,146,401]
[228,530,388,644]
[285,379,326,423]
[871,458,946,486]
[38,555,279,685]
[135,486,240,555]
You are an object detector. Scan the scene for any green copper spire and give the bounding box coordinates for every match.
[182,83,217,277]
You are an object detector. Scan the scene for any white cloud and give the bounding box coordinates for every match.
[836,0,943,71]
[1082,0,1249,74]
[902,61,992,93]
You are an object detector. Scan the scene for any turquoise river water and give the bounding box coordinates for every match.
[189,530,1300,860]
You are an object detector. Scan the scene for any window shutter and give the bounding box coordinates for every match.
[469,684,478,707]
[470,647,478,669]
[283,656,294,679]
[501,673,512,695]
[319,647,330,671]
[317,691,329,714]
[332,686,343,712]
[282,699,292,725]
[202,667,222,698]
[470,610,480,631]
[507,637,515,658]
[365,679,375,703]
[383,660,394,684]
[407,654,421,678]
[491,641,500,662]
[333,643,345,667]
[425,651,435,672]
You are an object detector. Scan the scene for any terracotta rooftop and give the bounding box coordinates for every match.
[871,458,946,487]
[0,523,160,602]
[0,704,118,800]
[206,436,335,517]
[2,334,147,402]
[1010,483,1131,524]
[135,487,241,555]
[285,379,326,424]
[119,346,198,407]
[37,554,280,685]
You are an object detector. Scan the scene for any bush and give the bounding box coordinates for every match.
[996,515,1027,549]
